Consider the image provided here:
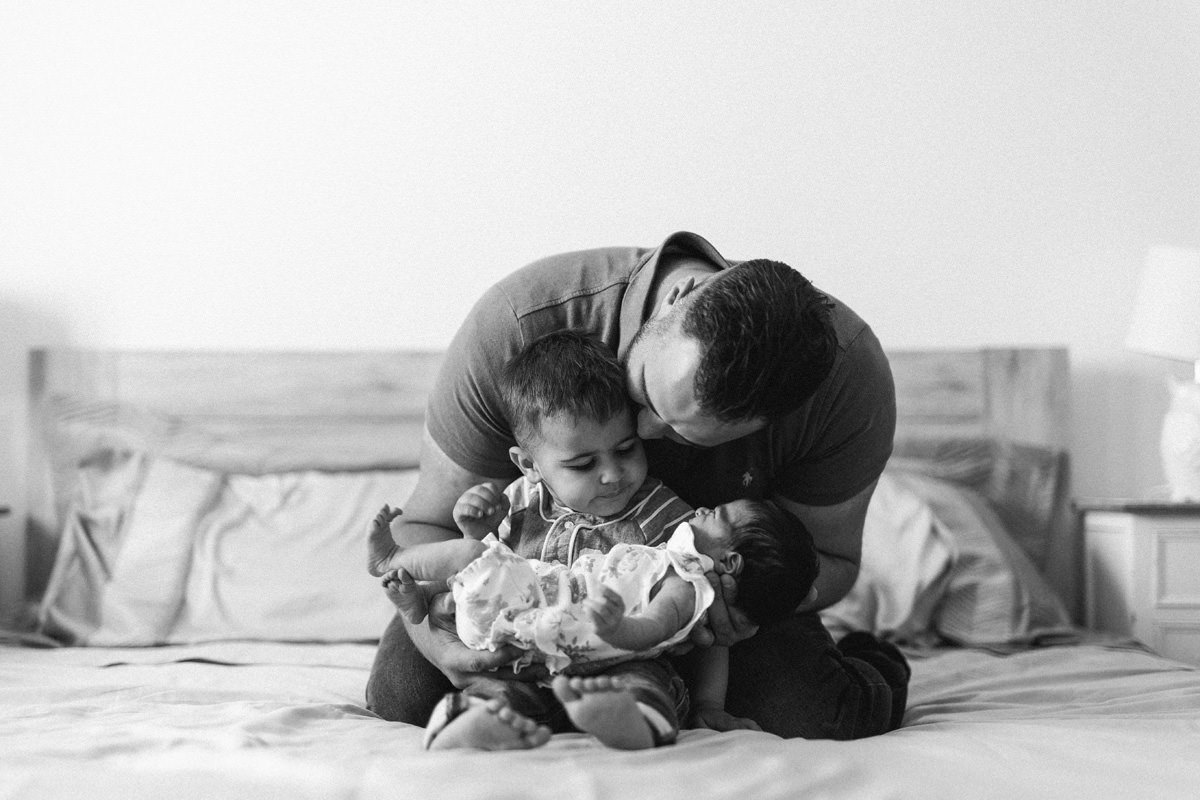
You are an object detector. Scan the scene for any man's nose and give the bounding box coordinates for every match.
[636,408,670,440]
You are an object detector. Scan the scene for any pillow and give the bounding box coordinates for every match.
[819,471,956,645]
[38,453,418,645]
[912,472,1072,645]
[820,468,1072,646]
[888,437,1067,572]
[169,469,416,643]
[37,451,217,644]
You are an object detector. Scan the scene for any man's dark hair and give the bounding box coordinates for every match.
[499,330,631,445]
[680,260,837,422]
[730,500,820,626]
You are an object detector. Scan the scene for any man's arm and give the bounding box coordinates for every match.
[773,477,876,612]
[368,427,486,576]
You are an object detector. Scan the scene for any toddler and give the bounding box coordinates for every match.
[377,331,818,750]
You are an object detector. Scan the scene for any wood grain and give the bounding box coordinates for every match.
[25,346,1075,613]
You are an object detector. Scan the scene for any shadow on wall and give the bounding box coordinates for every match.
[0,297,74,624]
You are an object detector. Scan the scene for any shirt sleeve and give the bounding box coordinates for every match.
[425,285,526,479]
[772,325,897,506]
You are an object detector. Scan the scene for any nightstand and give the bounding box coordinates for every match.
[1079,501,1200,666]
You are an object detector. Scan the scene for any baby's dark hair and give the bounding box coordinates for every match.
[499,330,631,446]
[729,500,820,626]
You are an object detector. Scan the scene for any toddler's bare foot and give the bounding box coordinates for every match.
[551,674,656,750]
[425,695,551,751]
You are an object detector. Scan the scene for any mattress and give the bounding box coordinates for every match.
[4,638,1198,800]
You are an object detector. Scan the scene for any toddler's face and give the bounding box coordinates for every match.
[527,411,647,518]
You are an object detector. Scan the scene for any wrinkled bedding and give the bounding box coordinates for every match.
[4,638,1198,800]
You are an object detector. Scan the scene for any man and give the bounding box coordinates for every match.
[367,231,906,740]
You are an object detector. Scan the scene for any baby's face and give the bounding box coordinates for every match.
[688,500,758,568]
[528,411,648,518]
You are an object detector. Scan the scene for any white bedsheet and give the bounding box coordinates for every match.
[3,639,1199,800]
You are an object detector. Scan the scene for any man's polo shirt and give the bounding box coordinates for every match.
[426,231,896,509]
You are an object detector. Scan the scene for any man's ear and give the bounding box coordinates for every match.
[653,276,698,318]
[509,446,542,483]
[664,276,697,306]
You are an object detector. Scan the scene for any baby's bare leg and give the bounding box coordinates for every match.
[551,675,655,750]
[379,527,489,623]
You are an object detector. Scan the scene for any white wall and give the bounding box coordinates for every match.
[2,1,1199,620]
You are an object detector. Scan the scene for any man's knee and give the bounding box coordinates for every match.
[724,617,909,740]
[365,615,451,724]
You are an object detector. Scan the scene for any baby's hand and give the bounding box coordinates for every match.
[453,483,511,540]
[585,584,626,640]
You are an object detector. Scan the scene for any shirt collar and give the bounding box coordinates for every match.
[616,231,733,364]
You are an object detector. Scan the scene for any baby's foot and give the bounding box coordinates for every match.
[551,674,656,750]
[381,568,428,623]
[369,504,403,577]
[425,694,552,751]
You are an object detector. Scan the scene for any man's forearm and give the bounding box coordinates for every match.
[798,551,858,612]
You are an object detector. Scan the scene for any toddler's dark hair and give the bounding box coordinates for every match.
[730,500,820,626]
[499,330,631,446]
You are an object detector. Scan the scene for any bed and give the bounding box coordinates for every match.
[5,347,1200,799]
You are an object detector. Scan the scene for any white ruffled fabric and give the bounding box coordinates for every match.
[451,524,715,673]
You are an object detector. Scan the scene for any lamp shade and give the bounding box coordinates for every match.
[1126,246,1200,362]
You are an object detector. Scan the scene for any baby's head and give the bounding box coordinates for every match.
[500,330,648,518]
[687,499,820,626]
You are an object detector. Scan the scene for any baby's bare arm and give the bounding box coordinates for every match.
[588,575,695,652]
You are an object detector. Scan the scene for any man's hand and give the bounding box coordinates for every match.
[414,592,549,687]
[688,703,762,732]
[690,571,758,648]
[452,483,511,541]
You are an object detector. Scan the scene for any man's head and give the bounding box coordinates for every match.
[625,259,837,446]
[500,330,648,517]
[686,499,819,626]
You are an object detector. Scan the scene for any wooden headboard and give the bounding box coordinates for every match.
[25,347,1073,611]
